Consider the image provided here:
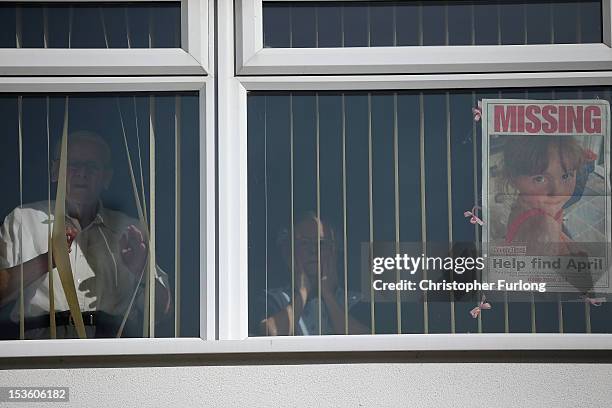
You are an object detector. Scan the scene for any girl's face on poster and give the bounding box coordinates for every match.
[511,145,577,215]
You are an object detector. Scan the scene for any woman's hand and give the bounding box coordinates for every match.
[320,246,338,297]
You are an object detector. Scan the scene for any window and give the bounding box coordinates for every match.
[0,2,181,48]
[0,0,209,76]
[237,0,612,75]
[0,92,200,340]
[0,0,213,348]
[247,87,612,336]
[218,0,612,347]
[1,0,612,357]
[263,1,602,48]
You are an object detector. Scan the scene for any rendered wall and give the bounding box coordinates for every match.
[1,362,611,407]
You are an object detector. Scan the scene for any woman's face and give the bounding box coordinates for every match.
[512,145,577,215]
[293,217,335,277]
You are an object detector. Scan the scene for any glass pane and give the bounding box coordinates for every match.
[397,93,424,333]
[21,5,44,48]
[0,92,199,340]
[423,92,452,333]
[262,0,601,47]
[344,94,371,334]
[318,94,345,334]
[422,2,446,46]
[395,2,420,46]
[291,5,317,48]
[263,4,291,48]
[553,1,579,44]
[317,5,342,47]
[474,2,499,45]
[343,4,369,47]
[0,2,181,48]
[500,2,525,45]
[581,0,603,43]
[370,3,394,46]
[71,6,108,48]
[526,1,553,44]
[248,87,612,336]
[447,2,472,45]
[0,6,16,47]
[449,91,479,333]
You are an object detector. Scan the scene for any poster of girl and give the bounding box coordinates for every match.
[500,134,599,254]
[483,100,611,292]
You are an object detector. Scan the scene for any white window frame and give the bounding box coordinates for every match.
[0,0,217,357]
[236,0,612,75]
[217,71,612,344]
[3,0,612,359]
[0,74,216,352]
[0,0,212,76]
[219,0,612,350]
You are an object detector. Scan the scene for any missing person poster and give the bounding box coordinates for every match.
[482,99,611,293]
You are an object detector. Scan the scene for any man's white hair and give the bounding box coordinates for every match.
[53,130,112,168]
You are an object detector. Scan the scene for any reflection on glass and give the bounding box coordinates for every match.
[0,93,199,340]
[0,2,180,48]
[262,0,602,48]
[248,87,612,336]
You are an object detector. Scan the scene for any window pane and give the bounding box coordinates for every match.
[21,5,44,48]
[261,0,602,48]
[0,2,181,48]
[317,5,342,47]
[526,2,553,44]
[370,3,395,46]
[422,2,446,46]
[291,5,317,47]
[343,4,369,47]
[581,0,603,43]
[499,2,525,45]
[447,2,472,45]
[263,3,291,48]
[553,1,579,44]
[248,87,612,336]
[473,2,498,45]
[395,2,420,46]
[0,92,199,340]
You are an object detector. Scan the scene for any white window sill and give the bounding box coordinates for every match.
[238,43,612,76]
[0,48,206,76]
[1,334,612,358]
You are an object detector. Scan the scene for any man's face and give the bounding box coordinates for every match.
[55,138,112,206]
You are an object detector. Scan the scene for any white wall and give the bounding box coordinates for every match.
[1,362,611,407]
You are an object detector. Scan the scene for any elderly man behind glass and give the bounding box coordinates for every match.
[0,131,171,339]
